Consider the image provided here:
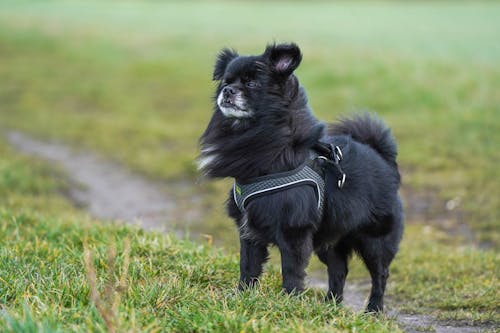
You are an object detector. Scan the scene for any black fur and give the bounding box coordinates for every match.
[199,43,403,313]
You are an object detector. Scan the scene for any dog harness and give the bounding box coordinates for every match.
[233,143,346,215]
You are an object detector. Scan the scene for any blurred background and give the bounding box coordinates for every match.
[0,0,498,329]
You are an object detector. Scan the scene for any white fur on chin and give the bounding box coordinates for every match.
[219,106,253,118]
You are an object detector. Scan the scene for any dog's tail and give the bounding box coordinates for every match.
[328,113,398,165]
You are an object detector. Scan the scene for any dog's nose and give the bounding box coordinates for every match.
[223,86,236,97]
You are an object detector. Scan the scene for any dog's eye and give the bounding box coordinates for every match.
[245,80,257,88]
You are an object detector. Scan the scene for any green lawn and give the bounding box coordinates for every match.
[0,0,499,330]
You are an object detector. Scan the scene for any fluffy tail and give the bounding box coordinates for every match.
[328,113,398,164]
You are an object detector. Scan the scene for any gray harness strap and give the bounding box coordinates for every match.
[233,162,325,214]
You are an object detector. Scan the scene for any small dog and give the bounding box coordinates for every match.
[199,43,403,312]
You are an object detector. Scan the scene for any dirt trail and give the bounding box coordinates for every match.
[6,131,200,233]
[5,131,493,333]
[307,278,491,333]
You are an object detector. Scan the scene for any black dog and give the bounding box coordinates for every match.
[199,43,403,312]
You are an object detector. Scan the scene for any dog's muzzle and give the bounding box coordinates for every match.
[217,87,253,118]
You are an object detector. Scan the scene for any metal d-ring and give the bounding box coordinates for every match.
[338,173,346,189]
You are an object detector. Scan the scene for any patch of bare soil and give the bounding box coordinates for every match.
[401,187,479,245]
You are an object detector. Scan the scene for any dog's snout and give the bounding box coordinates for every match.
[223,86,236,97]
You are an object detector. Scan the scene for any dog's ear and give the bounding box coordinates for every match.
[264,43,302,77]
[213,48,238,81]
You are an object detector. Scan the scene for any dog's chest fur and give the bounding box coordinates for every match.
[228,184,321,244]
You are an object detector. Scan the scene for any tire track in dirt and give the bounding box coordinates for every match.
[5,131,494,333]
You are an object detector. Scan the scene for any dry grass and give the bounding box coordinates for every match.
[83,238,130,333]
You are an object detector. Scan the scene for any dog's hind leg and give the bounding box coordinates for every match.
[316,243,351,305]
[358,210,403,312]
[357,235,397,312]
[238,238,269,290]
[362,249,389,313]
[277,227,314,294]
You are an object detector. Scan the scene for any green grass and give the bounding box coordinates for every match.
[0,214,400,332]
[0,0,499,329]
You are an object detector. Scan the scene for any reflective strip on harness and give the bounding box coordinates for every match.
[233,164,325,213]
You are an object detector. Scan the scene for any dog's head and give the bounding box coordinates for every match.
[199,43,323,178]
[212,43,303,120]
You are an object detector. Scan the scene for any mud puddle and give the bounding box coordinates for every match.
[6,131,494,332]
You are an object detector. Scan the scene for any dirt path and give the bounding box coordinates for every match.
[307,277,491,333]
[5,131,493,333]
[6,131,200,234]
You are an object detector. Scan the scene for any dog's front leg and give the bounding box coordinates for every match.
[238,237,269,290]
[277,227,313,294]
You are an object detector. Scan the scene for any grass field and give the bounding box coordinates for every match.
[0,1,499,331]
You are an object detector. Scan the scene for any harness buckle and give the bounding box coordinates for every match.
[317,145,346,190]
